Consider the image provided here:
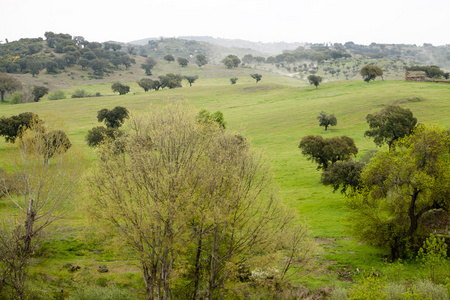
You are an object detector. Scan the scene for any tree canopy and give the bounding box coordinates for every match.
[88,103,310,299]
[307,75,323,89]
[97,106,129,128]
[364,105,417,150]
[0,73,22,103]
[177,57,189,67]
[32,86,48,102]
[111,82,130,95]
[0,112,41,143]
[299,135,358,170]
[360,65,383,82]
[195,54,207,67]
[140,57,157,75]
[317,111,337,131]
[250,73,262,83]
[184,75,198,87]
[348,124,450,260]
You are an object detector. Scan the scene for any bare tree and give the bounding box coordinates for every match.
[88,104,313,300]
[0,116,84,299]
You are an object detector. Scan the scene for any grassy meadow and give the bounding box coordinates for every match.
[1,69,450,295]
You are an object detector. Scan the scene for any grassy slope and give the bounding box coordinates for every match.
[1,74,450,292]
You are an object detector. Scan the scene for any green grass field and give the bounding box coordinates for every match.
[1,71,450,295]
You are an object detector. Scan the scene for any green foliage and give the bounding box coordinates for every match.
[349,124,450,260]
[32,86,48,102]
[85,126,122,147]
[9,92,24,104]
[66,286,134,300]
[307,75,323,89]
[250,73,262,83]
[0,112,40,143]
[47,90,66,100]
[417,235,449,283]
[177,57,189,67]
[222,55,241,68]
[71,89,90,98]
[360,65,383,82]
[364,105,417,150]
[111,82,130,95]
[321,160,365,194]
[299,135,358,170]
[405,65,445,79]
[184,75,198,87]
[230,77,238,84]
[0,73,22,103]
[348,271,387,300]
[158,73,182,89]
[195,54,207,67]
[197,109,226,129]
[137,78,154,92]
[140,57,157,75]
[317,111,337,130]
[97,106,129,129]
[163,54,175,63]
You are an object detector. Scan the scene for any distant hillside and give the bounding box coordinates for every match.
[135,38,266,63]
[129,36,304,55]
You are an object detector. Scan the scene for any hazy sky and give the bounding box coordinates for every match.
[3,0,449,46]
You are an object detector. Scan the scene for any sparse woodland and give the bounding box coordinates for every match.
[0,33,450,299]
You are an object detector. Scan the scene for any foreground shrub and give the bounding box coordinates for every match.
[48,90,66,100]
[71,89,90,98]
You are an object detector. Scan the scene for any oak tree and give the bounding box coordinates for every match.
[360,65,383,82]
[317,111,337,130]
[365,105,417,150]
[0,73,22,103]
[111,82,130,95]
[348,124,450,260]
[307,75,323,89]
[299,135,358,170]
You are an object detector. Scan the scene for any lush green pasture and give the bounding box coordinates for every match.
[1,77,450,293]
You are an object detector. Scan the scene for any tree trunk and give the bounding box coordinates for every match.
[1,91,4,103]
[209,226,218,300]
[142,263,154,300]
[193,230,203,300]
[407,188,421,238]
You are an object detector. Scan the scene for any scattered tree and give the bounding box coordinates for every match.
[0,112,41,143]
[158,73,182,89]
[321,160,365,194]
[140,57,157,75]
[348,124,450,260]
[195,54,207,67]
[31,86,48,102]
[0,73,22,103]
[138,78,154,92]
[163,54,175,63]
[317,111,337,130]
[360,65,383,82]
[97,106,129,128]
[184,75,198,87]
[197,109,226,129]
[230,77,238,84]
[222,55,240,68]
[111,82,130,95]
[364,105,417,150]
[299,135,358,170]
[85,126,122,147]
[177,57,189,67]
[307,75,323,89]
[250,73,262,83]
[0,117,83,299]
[88,103,310,299]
